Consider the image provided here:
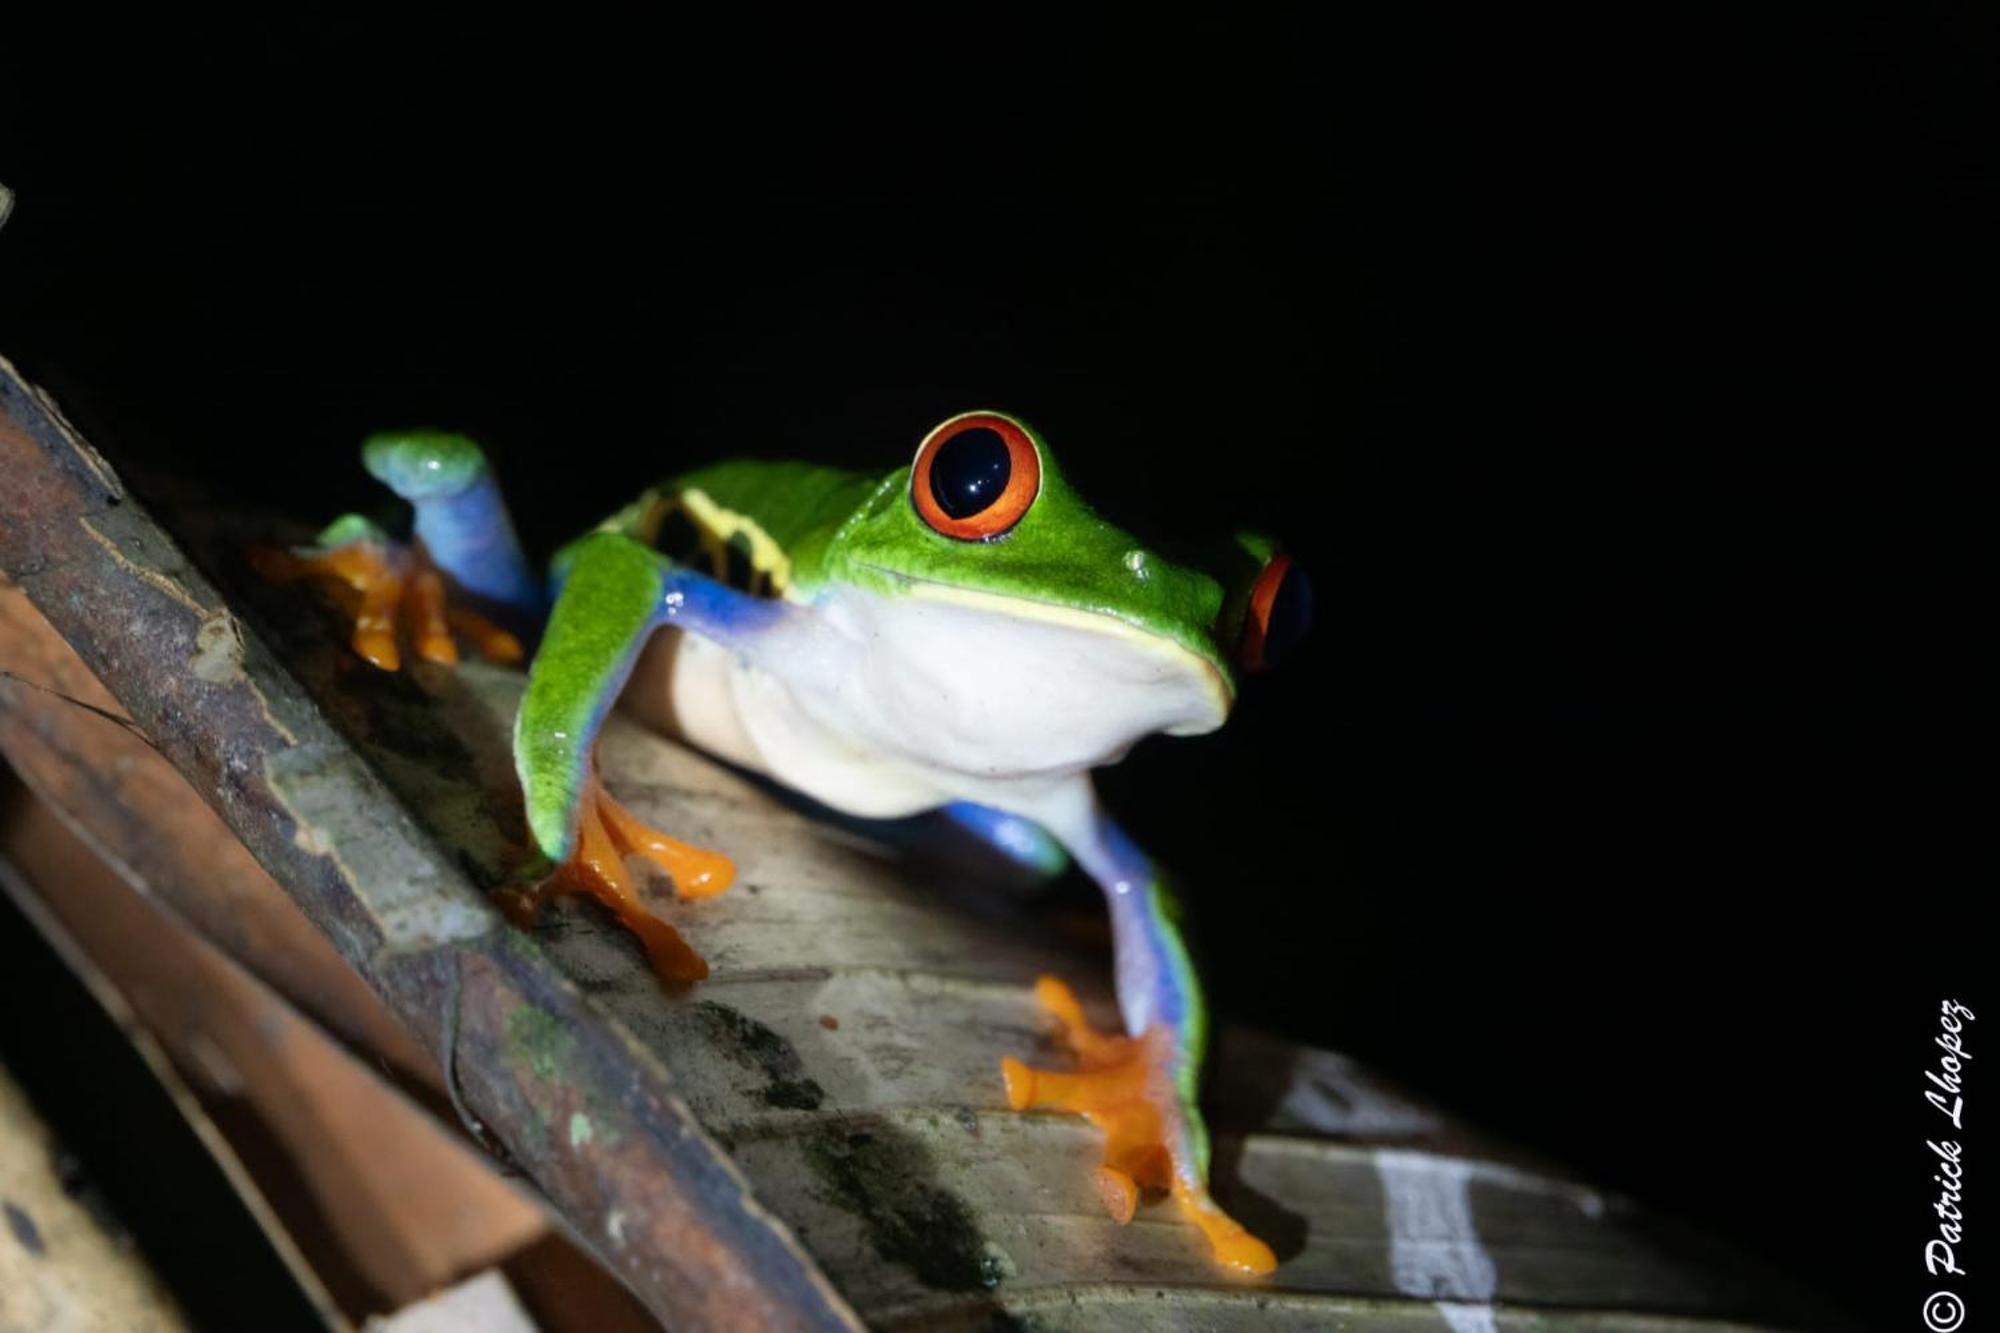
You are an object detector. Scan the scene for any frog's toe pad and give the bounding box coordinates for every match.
[253,538,523,672]
[1001,974,1278,1277]
[1093,1166,1139,1224]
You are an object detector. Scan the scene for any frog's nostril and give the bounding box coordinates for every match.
[1238,554,1313,672]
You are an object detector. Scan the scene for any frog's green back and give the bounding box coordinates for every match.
[606,459,885,599]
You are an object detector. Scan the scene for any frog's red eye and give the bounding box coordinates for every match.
[911,412,1042,541]
[1238,553,1313,672]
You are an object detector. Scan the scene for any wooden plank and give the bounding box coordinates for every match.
[0,856,345,1329]
[422,669,1820,1330]
[0,791,548,1316]
[0,597,658,1331]
[0,354,1835,1330]
[370,1271,541,1333]
[0,582,438,1092]
[883,1293,1810,1333]
[0,354,861,1332]
[0,1062,194,1333]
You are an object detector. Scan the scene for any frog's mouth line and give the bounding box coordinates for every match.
[847,560,1237,720]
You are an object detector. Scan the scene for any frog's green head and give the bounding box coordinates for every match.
[821,411,1311,740]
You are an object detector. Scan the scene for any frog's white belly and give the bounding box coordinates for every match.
[627,582,1230,820]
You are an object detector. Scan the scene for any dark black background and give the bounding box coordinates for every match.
[2,6,1985,1327]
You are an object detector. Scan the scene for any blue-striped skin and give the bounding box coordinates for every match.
[940,801,1072,878]
[363,431,543,630]
[1069,810,1211,1170]
[1088,818,1205,1067]
[513,531,796,861]
[341,412,1294,1274]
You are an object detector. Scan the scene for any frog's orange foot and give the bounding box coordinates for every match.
[252,539,523,672]
[1001,975,1277,1276]
[497,773,734,986]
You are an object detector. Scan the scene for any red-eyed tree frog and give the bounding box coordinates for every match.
[262,411,1311,1275]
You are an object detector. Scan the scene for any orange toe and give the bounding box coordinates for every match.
[1002,972,1276,1276]
[511,772,731,986]
[596,784,736,900]
[1174,1179,1279,1275]
[445,605,525,664]
[255,537,520,672]
[404,568,459,666]
[1000,1056,1033,1110]
[255,539,410,670]
[1093,1167,1139,1224]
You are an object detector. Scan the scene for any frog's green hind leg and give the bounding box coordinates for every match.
[507,531,805,983]
[1000,789,1276,1276]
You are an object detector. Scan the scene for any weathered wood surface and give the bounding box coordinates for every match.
[338,665,1823,1331]
[0,853,346,1330]
[0,784,546,1317]
[0,591,659,1331]
[0,356,857,1331]
[0,354,1837,1330]
[0,1061,193,1333]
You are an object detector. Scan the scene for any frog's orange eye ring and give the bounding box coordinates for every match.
[910,412,1042,541]
[1238,552,1313,672]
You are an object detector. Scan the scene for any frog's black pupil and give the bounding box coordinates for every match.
[929,427,1012,520]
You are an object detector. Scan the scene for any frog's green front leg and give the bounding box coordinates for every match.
[515,531,807,859]
[1001,787,1276,1275]
[507,531,812,982]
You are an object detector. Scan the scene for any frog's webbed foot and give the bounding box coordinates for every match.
[497,768,734,986]
[1001,976,1277,1276]
[253,524,523,672]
